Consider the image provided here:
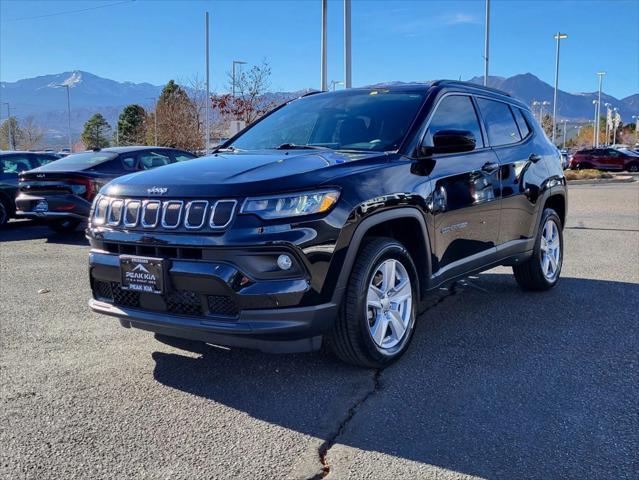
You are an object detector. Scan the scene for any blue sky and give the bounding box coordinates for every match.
[1,0,637,98]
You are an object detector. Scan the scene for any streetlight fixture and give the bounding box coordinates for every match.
[53,84,72,152]
[540,101,550,124]
[232,60,247,97]
[595,71,606,147]
[551,32,568,145]
[330,80,343,91]
[532,100,540,122]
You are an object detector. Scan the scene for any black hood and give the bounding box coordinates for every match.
[103,150,391,197]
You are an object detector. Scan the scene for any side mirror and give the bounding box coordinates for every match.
[419,130,476,157]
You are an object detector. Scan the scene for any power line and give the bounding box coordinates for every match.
[5,0,135,23]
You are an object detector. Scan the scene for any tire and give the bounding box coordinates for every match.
[327,237,419,368]
[0,197,10,226]
[575,162,592,170]
[627,162,639,173]
[48,218,81,234]
[513,208,563,291]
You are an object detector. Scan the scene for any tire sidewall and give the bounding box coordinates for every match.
[533,209,564,288]
[0,198,9,226]
[351,242,419,366]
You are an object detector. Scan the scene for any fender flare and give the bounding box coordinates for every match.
[330,207,432,305]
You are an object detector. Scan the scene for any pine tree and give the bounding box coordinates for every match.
[81,113,111,149]
[117,105,146,145]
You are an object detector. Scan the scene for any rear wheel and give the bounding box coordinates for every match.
[48,218,81,234]
[513,208,563,291]
[327,237,418,368]
[627,162,639,173]
[0,197,10,226]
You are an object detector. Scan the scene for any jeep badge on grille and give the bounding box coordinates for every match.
[147,187,168,195]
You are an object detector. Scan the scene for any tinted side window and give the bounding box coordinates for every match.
[512,108,531,139]
[139,151,171,170]
[120,156,137,170]
[424,95,484,149]
[476,98,521,146]
[1,155,32,173]
[173,152,196,162]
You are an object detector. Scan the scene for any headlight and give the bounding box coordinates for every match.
[241,189,340,219]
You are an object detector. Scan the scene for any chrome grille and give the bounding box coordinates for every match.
[94,196,237,231]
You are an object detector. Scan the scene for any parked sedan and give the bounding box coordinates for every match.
[569,148,639,172]
[0,151,61,226]
[15,146,196,233]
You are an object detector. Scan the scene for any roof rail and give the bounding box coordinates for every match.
[431,79,512,97]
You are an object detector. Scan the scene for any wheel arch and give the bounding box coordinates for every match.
[331,208,432,306]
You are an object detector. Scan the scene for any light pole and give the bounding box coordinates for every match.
[330,80,343,91]
[612,107,619,145]
[551,32,567,145]
[1,102,13,150]
[205,12,211,154]
[232,60,246,97]
[592,99,598,147]
[53,84,72,151]
[147,97,158,145]
[344,0,352,88]
[562,120,568,149]
[483,0,490,86]
[320,0,328,91]
[595,71,606,147]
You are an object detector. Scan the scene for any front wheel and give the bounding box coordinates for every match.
[513,208,563,291]
[327,237,419,368]
[627,162,639,173]
[48,218,81,234]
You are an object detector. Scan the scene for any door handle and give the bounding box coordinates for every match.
[528,153,541,163]
[481,161,499,173]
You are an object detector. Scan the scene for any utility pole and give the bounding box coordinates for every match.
[595,71,606,147]
[592,100,598,147]
[320,0,328,91]
[344,0,352,88]
[205,11,210,154]
[604,103,612,145]
[551,33,567,144]
[483,0,490,86]
[562,120,568,149]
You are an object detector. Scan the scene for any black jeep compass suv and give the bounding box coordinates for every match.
[88,81,567,368]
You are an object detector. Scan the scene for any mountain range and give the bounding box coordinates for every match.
[1,70,637,147]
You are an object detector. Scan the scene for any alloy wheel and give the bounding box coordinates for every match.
[366,259,413,350]
[540,218,561,281]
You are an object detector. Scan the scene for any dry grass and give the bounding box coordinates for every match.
[564,169,614,181]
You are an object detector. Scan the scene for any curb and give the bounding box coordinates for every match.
[567,176,635,185]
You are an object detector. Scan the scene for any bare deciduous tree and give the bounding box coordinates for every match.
[21,116,44,150]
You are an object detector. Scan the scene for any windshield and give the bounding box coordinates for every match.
[46,151,118,167]
[230,90,426,152]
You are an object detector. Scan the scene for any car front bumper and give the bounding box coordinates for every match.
[88,249,339,353]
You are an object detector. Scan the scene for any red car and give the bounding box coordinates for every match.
[570,148,639,172]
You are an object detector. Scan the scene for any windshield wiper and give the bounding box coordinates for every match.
[274,143,332,150]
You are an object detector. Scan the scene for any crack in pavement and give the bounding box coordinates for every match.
[308,285,459,479]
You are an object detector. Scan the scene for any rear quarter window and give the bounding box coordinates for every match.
[476,98,522,146]
[512,108,531,139]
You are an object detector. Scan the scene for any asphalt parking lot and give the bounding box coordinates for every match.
[1,182,638,480]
